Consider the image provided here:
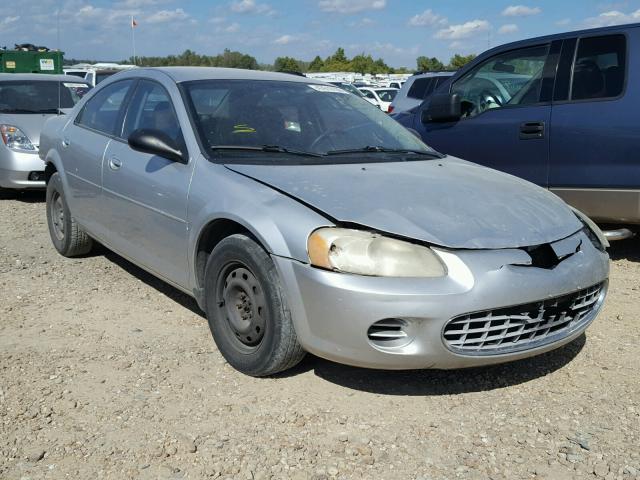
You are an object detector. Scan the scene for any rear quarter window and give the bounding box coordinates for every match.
[407,78,435,99]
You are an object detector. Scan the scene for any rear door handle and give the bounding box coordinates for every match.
[62,138,70,148]
[108,157,122,171]
[519,121,545,140]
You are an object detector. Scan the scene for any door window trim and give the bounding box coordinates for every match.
[119,78,190,159]
[552,32,628,106]
[73,79,138,140]
[447,42,553,121]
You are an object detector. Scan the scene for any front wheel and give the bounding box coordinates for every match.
[46,172,93,257]
[204,234,305,376]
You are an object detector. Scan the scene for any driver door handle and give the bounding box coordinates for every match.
[108,156,122,171]
[519,121,545,140]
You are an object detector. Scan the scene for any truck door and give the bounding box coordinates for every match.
[548,31,639,222]
[416,41,561,187]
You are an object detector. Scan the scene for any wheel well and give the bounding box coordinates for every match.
[44,163,57,184]
[195,219,265,290]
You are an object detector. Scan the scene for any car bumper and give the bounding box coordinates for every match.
[274,230,609,370]
[0,148,46,189]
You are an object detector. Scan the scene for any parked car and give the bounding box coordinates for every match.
[395,23,639,238]
[358,87,399,112]
[389,71,454,114]
[0,73,90,190]
[40,67,609,376]
[386,80,405,89]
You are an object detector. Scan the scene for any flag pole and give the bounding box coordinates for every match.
[131,16,137,65]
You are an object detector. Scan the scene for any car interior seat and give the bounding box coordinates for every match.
[572,59,605,99]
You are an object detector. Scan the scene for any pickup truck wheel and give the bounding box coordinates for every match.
[204,234,305,376]
[46,173,93,257]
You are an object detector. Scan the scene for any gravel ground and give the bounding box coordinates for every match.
[1,190,639,480]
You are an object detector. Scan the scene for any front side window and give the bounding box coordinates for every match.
[571,34,626,100]
[123,80,182,142]
[451,44,549,118]
[76,80,133,135]
[184,80,433,161]
[376,89,398,102]
[0,80,90,113]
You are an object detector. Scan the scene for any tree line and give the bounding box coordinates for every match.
[68,48,477,73]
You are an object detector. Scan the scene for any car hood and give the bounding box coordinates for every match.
[226,157,584,249]
[0,113,60,146]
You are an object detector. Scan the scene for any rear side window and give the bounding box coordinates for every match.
[571,34,626,100]
[76,80,133,136]
[407,78,434,99]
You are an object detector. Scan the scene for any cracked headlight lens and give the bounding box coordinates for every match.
[572,207,609,250]
[308,227,447,277]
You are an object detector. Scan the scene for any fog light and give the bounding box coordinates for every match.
[28,171,44,181]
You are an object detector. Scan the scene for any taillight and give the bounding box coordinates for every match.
[387,105,394,114]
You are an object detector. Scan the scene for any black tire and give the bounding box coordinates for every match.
[46,172,93,257]
[204,234,305,376]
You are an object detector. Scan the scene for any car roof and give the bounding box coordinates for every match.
[0,73,89,84]
[123,67,327,85]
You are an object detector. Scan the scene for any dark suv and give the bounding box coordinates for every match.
[395,23,638,237]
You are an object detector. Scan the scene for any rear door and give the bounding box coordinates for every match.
[416,42,561,186]
[548,30,639,222]
[62,79,134,232]
[100,79,194,287]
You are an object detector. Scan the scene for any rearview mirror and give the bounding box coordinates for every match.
[128,129,187,164]
[421,93,462,123]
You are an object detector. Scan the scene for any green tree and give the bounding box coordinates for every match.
[416,56,445,72]
[448,53,476,70]
[274,56,302,73]
[308,55,324,72]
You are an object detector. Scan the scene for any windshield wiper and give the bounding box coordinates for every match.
[0,108,63,114]
[325,146,443,157]
[211,145,323,157]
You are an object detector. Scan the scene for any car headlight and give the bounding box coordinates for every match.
[571,207,609,250]
[0,124,36,152]
[307,227,447,277]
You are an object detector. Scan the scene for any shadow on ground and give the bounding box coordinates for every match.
[607,234,640,262]
[0,190,46,203]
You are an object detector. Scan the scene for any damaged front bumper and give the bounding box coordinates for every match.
[274,230,609,370]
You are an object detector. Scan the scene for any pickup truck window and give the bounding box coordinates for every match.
[76,80,134,136]
[571,34,626,100]
[451,44,549,118]
[407,78,435,99]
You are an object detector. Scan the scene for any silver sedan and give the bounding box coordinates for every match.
[0,74,89,190]
[39,67,609,376]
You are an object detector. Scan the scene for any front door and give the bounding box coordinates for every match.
[416,42,559,187]
[101,79,194,287]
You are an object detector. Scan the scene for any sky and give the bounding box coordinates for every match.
[1,0,640,67]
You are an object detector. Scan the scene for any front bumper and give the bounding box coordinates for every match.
[274,230,609,370]
[0,148,46,189]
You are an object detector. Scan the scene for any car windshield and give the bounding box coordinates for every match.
[331,82,365,97]
[376,89,397,102]
[185,79,435,161]
[0,80,90,113]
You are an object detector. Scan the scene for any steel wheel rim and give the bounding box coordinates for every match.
[217,263,267,351]
[50,192,65,241]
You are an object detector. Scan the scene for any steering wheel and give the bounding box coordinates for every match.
[478,90,503,112]
[309,123,372,151]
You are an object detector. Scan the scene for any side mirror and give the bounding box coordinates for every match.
[421,93,462,123]
[127,129,187,164]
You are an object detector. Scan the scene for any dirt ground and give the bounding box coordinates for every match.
[1,190,639,480]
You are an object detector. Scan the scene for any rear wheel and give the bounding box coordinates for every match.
[46,173,93,257]
[204,234,305,376]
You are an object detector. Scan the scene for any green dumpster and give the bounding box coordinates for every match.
[0,50,64,74]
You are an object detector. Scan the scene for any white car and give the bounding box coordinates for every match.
[358,87,399,113]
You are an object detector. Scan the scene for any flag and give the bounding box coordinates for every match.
[131,17,138,28]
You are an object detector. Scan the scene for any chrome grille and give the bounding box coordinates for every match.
[443,283,605,355]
